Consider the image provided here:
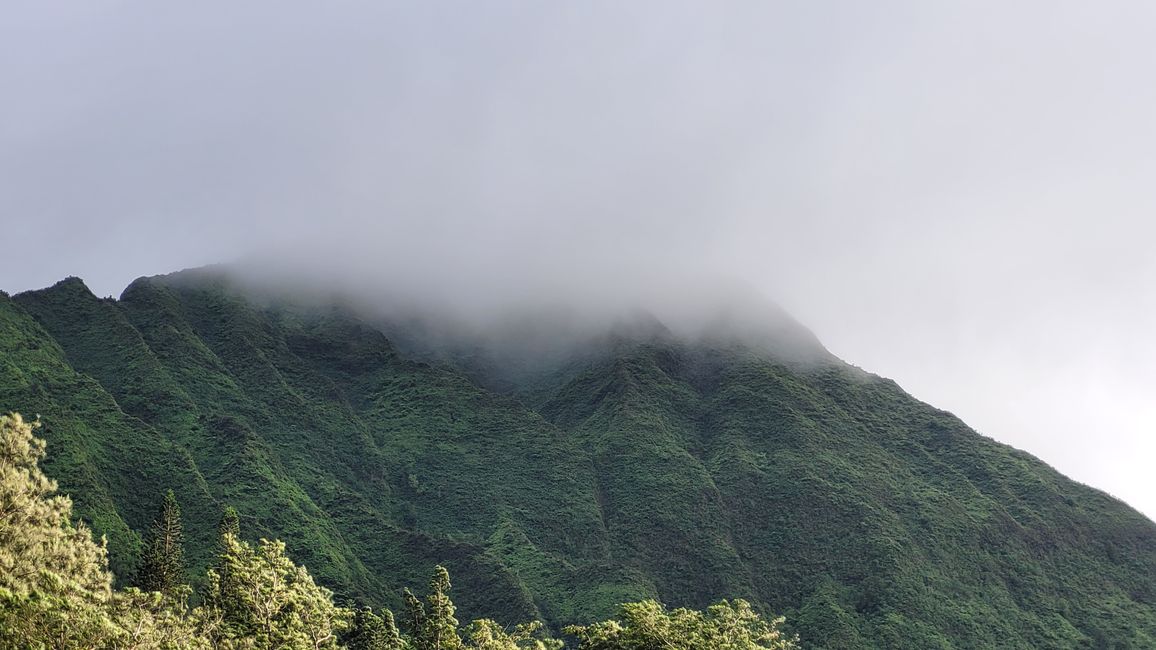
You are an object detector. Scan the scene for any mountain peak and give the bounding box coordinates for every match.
[2,268,1154,647]
[30,275,94,297]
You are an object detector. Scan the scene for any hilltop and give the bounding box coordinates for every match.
[1,268,1152,647]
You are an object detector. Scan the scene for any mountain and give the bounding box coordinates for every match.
[1,268,1153,648]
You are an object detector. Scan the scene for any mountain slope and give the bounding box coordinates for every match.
[1,270,1153,648]
[0,286,215,579]
[535,342,1156,646]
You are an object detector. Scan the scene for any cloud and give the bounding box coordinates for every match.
[2,1,1155,518]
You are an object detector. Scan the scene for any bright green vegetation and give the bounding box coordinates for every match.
[0,412,791,649]
[1,268,1154,648]
[564,599,796,649]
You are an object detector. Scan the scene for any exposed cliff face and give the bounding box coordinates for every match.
[2,269,1153,648]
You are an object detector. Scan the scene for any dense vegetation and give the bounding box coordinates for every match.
[0,412,793,649]
[0,268,1154,647]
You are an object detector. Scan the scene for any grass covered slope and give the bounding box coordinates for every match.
[0,287,215,579]
[535,342,1156,647]
[9,273,622,623]
[2,270,1154,648]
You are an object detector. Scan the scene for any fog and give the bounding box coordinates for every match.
[2,2,1155,519]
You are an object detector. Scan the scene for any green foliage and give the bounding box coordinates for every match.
[0,287,216,580]
[0,410,605,650]
[421,566,464,650]
[202,533,350,649]
[0,412,207,649]
[403,587,427,643]
[137,489,187,596]
[382,610,405,649]
[219,505,241,541]
[463,620,562,650]
[402,566,562,650]
[343,606,404,650]
[109,587,212,650]
[565,599,797,650]
[398,566,467,650]
[0,412,115,646]
[2,270,1156,648]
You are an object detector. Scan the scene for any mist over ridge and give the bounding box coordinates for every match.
[3,0,1155,523]
[131,259,836,376]
[3,3,1156,646]
[5,258,1154,648]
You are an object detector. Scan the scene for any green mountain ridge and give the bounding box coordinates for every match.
[1,269,1153,648]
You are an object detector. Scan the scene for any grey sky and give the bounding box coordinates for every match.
[2,2,1154,519]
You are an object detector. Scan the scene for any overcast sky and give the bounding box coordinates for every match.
[2,1,1154,520]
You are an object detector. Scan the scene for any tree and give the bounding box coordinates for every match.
[422,565,464,650]
[0,413,115,646]
[202,533,349,649]
[218,505,241,543]
[111,586,211,650]
[381,609,405,650]
[343,606,404,650]
[136,489,187,596]
[402,587,427,644]
[0,411,796,650]
[205,504,242,612]
[0,413,206,649]
[399,566,559,650]
[564,598,798,650]
[464,620,562,650]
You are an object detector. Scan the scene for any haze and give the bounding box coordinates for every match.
[2,2,1154,520]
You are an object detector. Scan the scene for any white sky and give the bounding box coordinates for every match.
[1,2,1153,519]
